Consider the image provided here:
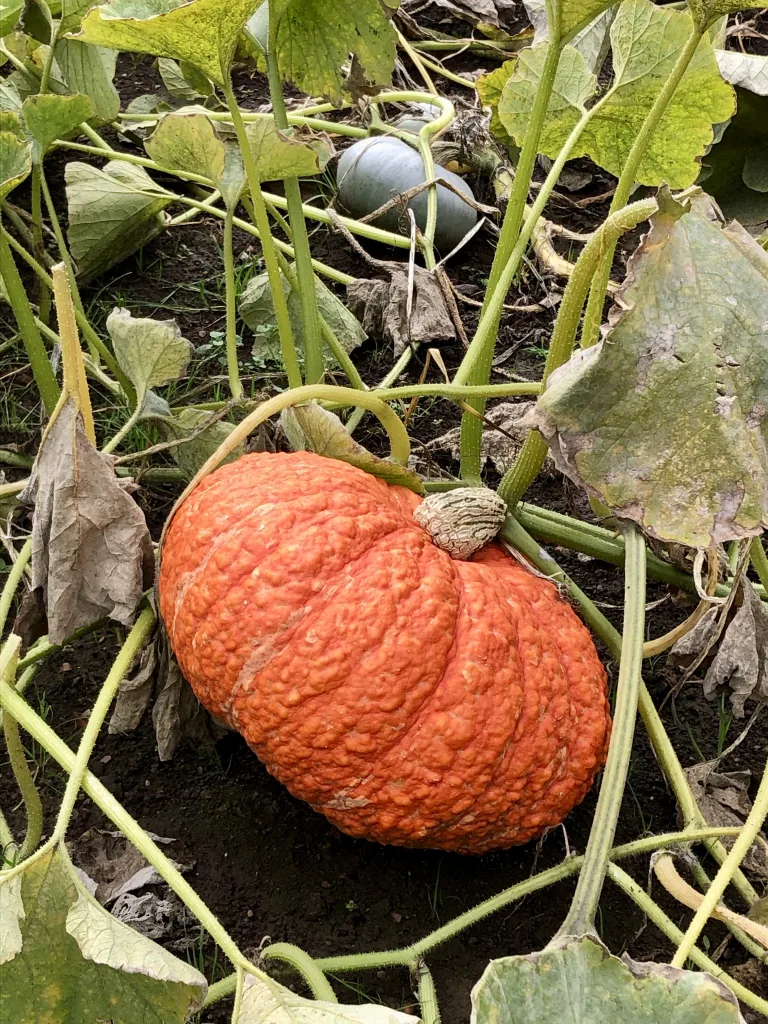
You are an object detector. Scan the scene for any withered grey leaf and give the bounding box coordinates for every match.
[19,400,153,644]
[422,401,551,475]
[426,0,516,29]
[152,628,224,761]
[669,578,768,717]
[11,586,46,653]
[70,828,183,906]
[684,763,768,877]
[346,266,455,356]
[109,639,158,735]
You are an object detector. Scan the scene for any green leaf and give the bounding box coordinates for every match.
[501,0,735,189]
[0,130,31,200]
[700,88,768,228]
[236,972,419,1022]
[162,407,244,480]
[157,56,213,99]
[499,42,596,157]
[74,0,264,85]
[107,307,192,410]
[534,192,768,548]
[244,116,320,181]
[471,935,744,1023]
[0,0,23,34]
[21,92,92,161]
[477,59,520,158]
[144,110,245,206]
[249,0,398,104]
[0,843,206,1023]
[0,112,24,137]
[60,0,100,33]
[744,145,768,192]
[65,159,172,280]
[55,39,120,123]
[239,265,365,369]
[281,402,423,493]
[559,0,617,42]
[0,80,23,117]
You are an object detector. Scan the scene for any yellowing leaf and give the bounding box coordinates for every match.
[55,39,120,123]
[534,194,768,548]
[255,0,398,104]
[0,843,206,1023]
[471,935,745,1023]
[107,307,192,410]
[74,0,263,85]
[22,91,93,160]
[687,0,766,31]
[476,59,519,156]
[244,116,320,181]
[0,130,31,200]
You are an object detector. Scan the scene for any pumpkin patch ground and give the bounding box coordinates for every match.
[3,3,768,1022]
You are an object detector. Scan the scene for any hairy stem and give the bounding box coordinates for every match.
[556,527,646,937]
[750,536,768,593]
[0,637,43,861]
[267,39,323,384]
[580,24,705,348]
[0,538,32,637]
[222,203,243,399]
[497,198,658,506]
[261,943,337,1002]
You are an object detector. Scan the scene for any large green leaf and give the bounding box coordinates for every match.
[237,971,419,1023]
[107,307,192,411]
[74,0,263,85]
[499,0,735,189]
[0,0,22,32]
[0,130,31,200]
[0,843,206,1023]
[161,407,244,479]
[243,116,321,180]
[247,0,398,104]
[55,39,120,123]
[65,159,172,280]
[534,192,768,548]
[471,935,744,1023]
[21,91,92,161]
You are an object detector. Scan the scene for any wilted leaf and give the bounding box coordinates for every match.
[346,265,453,356]
[683,763,768,878]
[716,50,768,96]
[236,972,419,1023]
[535,193,768,548]
[281,402,424,493]
[55,39,120,123]
[109,640,158,734]
[241,264,365,365]
[65,159,172,280]
[107,307,192,412]
[0,843,206,1022]
[75,0,263,85]
[244,116,320,181]
[162,407,244,480]
[421,401,550,476]
[471,934,745,1024]
[0,130,31,200]
[19,399,153,644]
[669,576,768,717]
[145,110,244,207]
[22,91,92,161]
[501,0,735,189]
[70,828,185,905]
[247,0,397,105]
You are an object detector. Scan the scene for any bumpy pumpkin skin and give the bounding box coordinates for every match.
[159,451,610,854]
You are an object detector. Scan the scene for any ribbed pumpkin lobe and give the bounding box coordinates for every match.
[158,451,611,854]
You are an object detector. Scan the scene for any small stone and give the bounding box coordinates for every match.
[61,662,71,671]
[391,911,402,923]
[100,755,111,765]
[247,909,254,918]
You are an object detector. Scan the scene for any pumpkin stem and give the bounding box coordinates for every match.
[414,488,507,559]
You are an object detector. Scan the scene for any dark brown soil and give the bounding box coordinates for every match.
[3,29,768,1024]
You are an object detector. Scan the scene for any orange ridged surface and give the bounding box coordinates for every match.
[159,451,610,853]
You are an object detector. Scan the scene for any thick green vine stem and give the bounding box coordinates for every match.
[672,752,768,968]
[454,106,591,483]
[414,959,441,1024]
[457,37,562,484]
[0,636,43,861]
[266,32,323,385]
[497,198,659,507]
[580,23,706,348]
[222,82,302,390]
[751,536,768,592]
[0,537,31,637]
[606,864,768,1016]
[261,943,337,1002]
[0,219,59,415]
[51,606,156,844]
[555,527,647,938]
[222,204,243,400]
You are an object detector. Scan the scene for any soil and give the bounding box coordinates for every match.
[3,19,768,1024]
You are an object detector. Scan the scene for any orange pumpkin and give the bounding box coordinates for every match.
[158,451,610,854]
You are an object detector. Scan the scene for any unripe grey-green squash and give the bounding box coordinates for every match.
[336,136,478,253]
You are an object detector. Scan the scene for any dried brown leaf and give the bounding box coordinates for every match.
[684,763,768,877]
[19,400,153,644]
[109,639,158,735]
